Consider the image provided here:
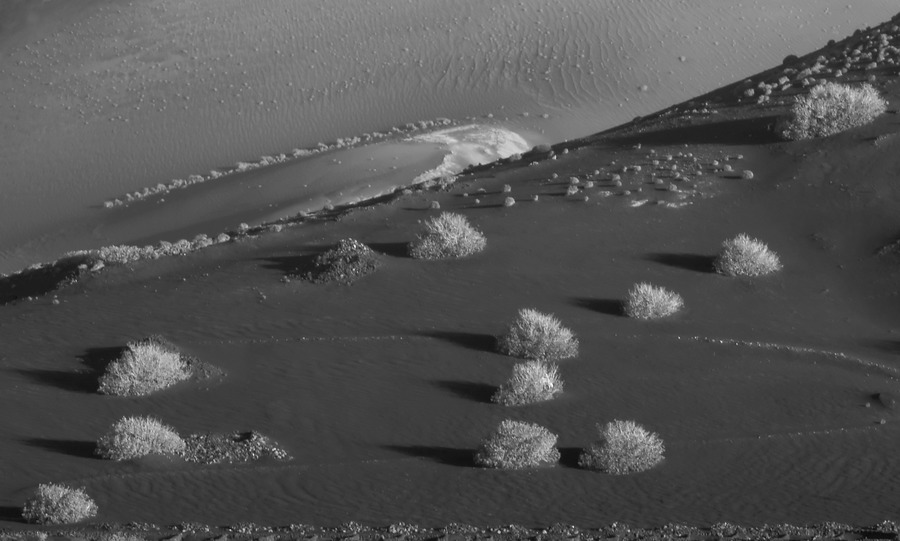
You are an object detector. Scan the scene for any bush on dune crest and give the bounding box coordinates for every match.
[97,336,191,397]
[497,308,578,361]
[623,283,683,320]
[492,360,563,406]
[714,234,782,277]
[96,415,186,461]
[781,82,887,140]
[474,420,560,469]
[408,212,486,259]
[22,483,98,524]
[579,419,665,475]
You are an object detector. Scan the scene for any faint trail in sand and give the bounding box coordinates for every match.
[188,335,419,346]
[681,335,900,380]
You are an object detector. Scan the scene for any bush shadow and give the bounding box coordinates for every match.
[385,445,474,467]
[14,346,123,393]
[865,339,900,355]
[258,253,320,277]
[0,254,92,305]
[571,298,623,317]
[417,330,498,353]
[0,506,23,523]
[368,242,411,258]
[558,447,584,469]
[610,115,781,146]
[646,253,715,273]
[432,380,496,403]
[22,438,98,459]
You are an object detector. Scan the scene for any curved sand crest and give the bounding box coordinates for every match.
[2,0,899,272]
[0,123,528,260]
[409,125,532,184]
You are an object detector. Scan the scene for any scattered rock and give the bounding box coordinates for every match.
[302,239,381,285]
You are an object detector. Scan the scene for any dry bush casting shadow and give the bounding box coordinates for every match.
[22,438,98,459]
[646,253,715,274]
[15,346,122,393]
[367,242,412,258]
[610,115,781,146]
[571,297,623,316]
[417,330,498,353]
[432,380,497,403]
[384,445,474,467]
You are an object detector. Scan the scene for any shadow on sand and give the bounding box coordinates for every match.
[368,242,411,258]
[610,115,781,146]
[14,346,123,393]
[0,254,92,305]
[22,438,98,459]
[432,380,496,403]
[384,445,474,467]
[571,298,623,317]
[417,330,498,353]
[558,447,585,469]
[0,506,23,523]
[258,253,320,278]
[645,253,715,273]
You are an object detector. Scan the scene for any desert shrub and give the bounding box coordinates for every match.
[474,420,560,469]
[97,336,191,397]
[579,420,665,474]
[497,308,578,361]
[713,234,782,277]
[22,483,98,524]
[781,82,886,140]
[623,283,684,320]
[492,361,563,406]
[96,415,185,461]
[408,212,486,260]
[303,238,380,284]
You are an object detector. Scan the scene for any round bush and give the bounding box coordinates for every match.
[408,212,486,260]
[97,337,190,397]
[781,82,887,140]
[623,283,684,320]
[497,308,579,361]
[474,420,560,469]
[22,483,98,524]
[579,420,665,474]
[492,361,563,406]
[713,234,782,277]
[96,415,186,461]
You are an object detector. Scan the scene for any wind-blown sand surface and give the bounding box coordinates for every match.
[1,0,899,273]
[4,11,900,531]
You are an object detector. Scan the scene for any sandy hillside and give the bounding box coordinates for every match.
[3,12,900,529]
[1,0,898,273]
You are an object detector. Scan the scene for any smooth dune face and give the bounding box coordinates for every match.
[1,0,897,272]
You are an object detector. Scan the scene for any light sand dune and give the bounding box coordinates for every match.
[0,0,897,272]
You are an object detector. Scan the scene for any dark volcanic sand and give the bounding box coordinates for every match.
[4,12,900,535]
